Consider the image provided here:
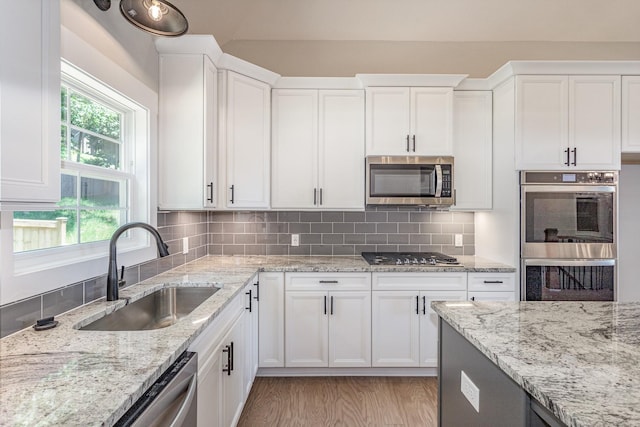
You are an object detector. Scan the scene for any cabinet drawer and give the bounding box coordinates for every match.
[285,272,371,291]
[372,272,467,291]
[467,273,516,292]
[468,291,517,302]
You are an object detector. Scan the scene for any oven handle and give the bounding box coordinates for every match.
[167,371,198,427]
[521,185,616,193]
[522,259,615,267]
[434,164,443,198]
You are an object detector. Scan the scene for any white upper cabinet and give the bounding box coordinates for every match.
[452,91,493,210]
[219,71,271,209]
[365,87,453,156]
[158,54,217,210]
[515,75,621,170]
[272,89,364,210]
[0,0,60,205]
[622,76,640,153]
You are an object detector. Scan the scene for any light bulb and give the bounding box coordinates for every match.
[148,1,163,21]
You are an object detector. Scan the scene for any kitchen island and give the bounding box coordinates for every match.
[433,300,640,427]
[0,255,513,427]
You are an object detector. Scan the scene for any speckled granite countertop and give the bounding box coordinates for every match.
[0,255,513,427]
[433,301,640,427]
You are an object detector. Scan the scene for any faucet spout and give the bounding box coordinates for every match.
[106,222,170,301]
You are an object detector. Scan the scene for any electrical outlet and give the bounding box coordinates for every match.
[291,234,300,247]
[182,237,189,254]
[455,233,464,247]
[460,370,480,412]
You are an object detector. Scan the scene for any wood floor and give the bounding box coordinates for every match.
[237,376,438,426]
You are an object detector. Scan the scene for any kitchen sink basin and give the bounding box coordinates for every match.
[80,286,220,331]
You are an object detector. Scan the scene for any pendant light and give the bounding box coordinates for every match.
[93,0,188,37]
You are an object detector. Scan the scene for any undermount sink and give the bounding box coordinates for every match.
[80,286,220,331]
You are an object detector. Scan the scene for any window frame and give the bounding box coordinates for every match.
[0,52,158,306]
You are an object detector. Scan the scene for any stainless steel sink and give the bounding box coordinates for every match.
[80,286,220,331]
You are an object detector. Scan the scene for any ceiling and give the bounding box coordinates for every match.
[177,0,640,46]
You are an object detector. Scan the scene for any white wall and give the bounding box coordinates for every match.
[618,163,640,301]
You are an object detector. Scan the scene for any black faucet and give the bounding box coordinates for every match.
[106,222,170,301]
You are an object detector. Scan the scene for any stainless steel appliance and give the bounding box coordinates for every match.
[115,351,197,427]
[520,171,617,302]
[362,251,459,266]
[366,156,454,206]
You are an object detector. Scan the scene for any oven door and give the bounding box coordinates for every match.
[522,259,615,301]
[521,184,616,259]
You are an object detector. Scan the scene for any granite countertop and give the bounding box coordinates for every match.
[432,301,640,427]
[0,255,514,427]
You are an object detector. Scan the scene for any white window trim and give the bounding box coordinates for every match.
[0,29,158,306]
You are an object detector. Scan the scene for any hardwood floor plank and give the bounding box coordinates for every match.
[238,377,438,427]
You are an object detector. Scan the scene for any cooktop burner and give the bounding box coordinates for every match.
[361,252,459,266]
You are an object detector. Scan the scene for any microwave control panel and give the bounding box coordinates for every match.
[441,166,452,197]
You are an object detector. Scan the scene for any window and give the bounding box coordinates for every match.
[13,80,134,253]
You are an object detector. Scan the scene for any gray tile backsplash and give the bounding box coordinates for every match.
[207,207,475,257]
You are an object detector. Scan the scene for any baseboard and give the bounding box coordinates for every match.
[256,367,438,377]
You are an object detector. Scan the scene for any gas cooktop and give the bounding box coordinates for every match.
[361,252,460,266]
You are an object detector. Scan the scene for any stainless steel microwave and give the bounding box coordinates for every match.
[365,156,454,206]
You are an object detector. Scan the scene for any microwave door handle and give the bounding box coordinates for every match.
[435,165,442,197]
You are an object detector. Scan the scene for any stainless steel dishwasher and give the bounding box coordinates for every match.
[115,351,197,427]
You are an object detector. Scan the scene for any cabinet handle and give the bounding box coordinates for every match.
[564,148,570,166]
[206,182,214,203]
[324,295,327,315]
[246,290,252,312]
[422,295,426,315]
[416,295,419,315]
[229,184,235,204]
[230,341,234,372]
[471,296,476,301]
[222,344,232,375]
[412,135,416,152]
[253,280,259,301]
[319,188,323,205]
[313,188,317,205]
[330,295,334,315]
[406,135,410,152]
[571,147,577,166]
[319,280,338,284]
[483,280,504,284]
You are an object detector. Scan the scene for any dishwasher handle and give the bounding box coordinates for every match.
[168,372,198,427]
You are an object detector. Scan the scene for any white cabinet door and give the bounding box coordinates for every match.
[452,91,493,210]
[569,76,621,169]
[285,291,329,367]
[318,90,365,209]
[328,291,371,367]
[0,0,60,204]
[222,71,271,209]
[271,90,318,209]
[419,291,467,367]
[158,54,217,209]
[195,338,224,427]
[411,87,454,155]
[468,291,517,301]
[622,76,640,153]
[222,312,246,427]
[243,280,259,397]
[371,291,420,367]
[365,87,411,155]
[515,76,569,170]
[258,272,285,368]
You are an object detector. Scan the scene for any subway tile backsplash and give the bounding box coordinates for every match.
[1,208,474,338]
[207,208,475,257]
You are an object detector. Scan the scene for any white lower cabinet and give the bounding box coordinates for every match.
[243,277,259,397]
[284,273,372,368]
[189,280,257,427]
[371,272,467,368]
[257,272,285,368]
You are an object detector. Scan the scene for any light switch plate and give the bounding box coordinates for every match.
[461,370,480,412]
[291,234,300,247]
[182,237,189,254]
[455,234,463,247]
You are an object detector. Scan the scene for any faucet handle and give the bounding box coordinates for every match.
[118,265,126,288]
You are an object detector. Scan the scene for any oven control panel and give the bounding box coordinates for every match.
[522,171,617,185]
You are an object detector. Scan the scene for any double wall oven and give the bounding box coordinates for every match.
[520,171,617,301]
